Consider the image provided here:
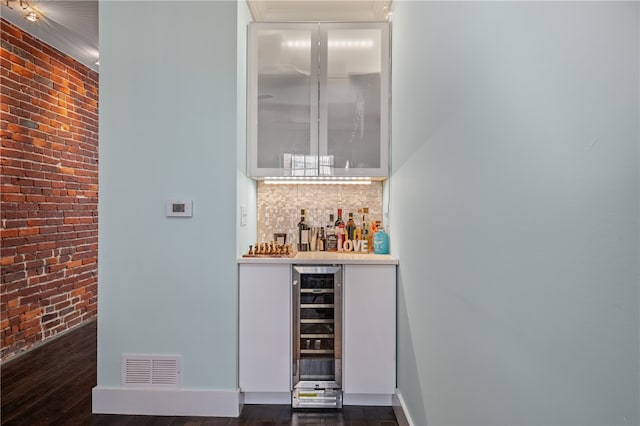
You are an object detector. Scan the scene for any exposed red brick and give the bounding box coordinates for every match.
[1,18,98,361]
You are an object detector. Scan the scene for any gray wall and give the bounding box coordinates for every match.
[390,2,640,425]
[98,1,239,390]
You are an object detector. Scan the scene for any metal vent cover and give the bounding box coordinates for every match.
[121,354,182,388]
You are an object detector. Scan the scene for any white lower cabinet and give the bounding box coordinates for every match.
[343,265,396,397]
[238,264,291,395]
[238,262,396,404]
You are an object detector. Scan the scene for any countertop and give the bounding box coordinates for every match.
[237,251,398,265]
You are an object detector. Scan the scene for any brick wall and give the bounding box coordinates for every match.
[1,19,99,361]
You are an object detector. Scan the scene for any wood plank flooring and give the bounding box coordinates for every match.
[1,320,398,425]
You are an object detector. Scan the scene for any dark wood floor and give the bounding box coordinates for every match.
[1,320,398,425]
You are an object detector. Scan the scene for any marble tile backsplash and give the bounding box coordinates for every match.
[256,181,383,245]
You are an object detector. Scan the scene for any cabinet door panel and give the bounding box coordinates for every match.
[239,264,291,392]
[320,24,389,177]
[343,265,396,394]
[248,24,318,177]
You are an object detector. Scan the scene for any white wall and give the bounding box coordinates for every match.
[391,2,639,425]
[97,0,238,395]
[237,0,257,256]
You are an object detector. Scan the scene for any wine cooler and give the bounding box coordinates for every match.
[292,265,343,408]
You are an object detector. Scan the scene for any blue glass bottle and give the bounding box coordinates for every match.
[373,226,389,254]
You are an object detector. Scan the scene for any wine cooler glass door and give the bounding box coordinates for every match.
[292,265,342,408]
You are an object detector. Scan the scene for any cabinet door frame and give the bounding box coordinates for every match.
[319,22,390,178]
[238,264,292,392]
[247,23,319,178]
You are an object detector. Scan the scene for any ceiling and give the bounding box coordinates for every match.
[0,0,391,74]
[1,0,99,72]
[247,0,392,22]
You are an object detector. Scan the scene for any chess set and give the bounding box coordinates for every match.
[242,241,295,258]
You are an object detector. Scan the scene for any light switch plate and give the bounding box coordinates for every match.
[240,204,247,226]
[166,200,193,217]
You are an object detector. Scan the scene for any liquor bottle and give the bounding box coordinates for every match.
[335,209,345,251]
[354,208,363,241]
[345,212,356,241]
[326,214,337,252]
[297,209,310,252]
[373,223,389,254]
[361,207,370,252]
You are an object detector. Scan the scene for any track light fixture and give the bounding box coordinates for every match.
[3,0,41,22]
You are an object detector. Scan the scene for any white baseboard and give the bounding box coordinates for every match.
[392,389,415,426]
[343,393,392,406]
[243,392,291,404]
[92,386,241,417]
[242,392,393,407]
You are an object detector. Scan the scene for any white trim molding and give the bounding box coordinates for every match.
[343,393,393,406]
[243,392,291,404]
[393,389,415,426]
[92,386,241,417]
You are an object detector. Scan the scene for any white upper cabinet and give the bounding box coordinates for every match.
[247,22,390,178]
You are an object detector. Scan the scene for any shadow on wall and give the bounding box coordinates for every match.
[396,268,428,426]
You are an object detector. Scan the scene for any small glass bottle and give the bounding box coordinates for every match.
[317,227,326,251]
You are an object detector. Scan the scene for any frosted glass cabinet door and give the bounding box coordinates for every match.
[320,23,389,177]
[248,22,389,178]
[248,24,319,177]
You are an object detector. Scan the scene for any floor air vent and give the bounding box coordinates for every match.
[121,354,182,388]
